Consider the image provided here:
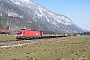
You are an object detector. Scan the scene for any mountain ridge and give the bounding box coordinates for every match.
[0,0,50,32]
[0,0,84,33]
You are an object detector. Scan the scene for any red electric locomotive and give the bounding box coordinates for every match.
[16,29,41,39]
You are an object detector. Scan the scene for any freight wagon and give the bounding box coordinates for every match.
[16,29,67,40]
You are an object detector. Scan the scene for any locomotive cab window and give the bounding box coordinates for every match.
[18,32,22,34]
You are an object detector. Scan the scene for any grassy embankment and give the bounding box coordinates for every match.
[0,36,90,60]
[0,36,16,41]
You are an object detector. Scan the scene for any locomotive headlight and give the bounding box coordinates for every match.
[36,33,38,35]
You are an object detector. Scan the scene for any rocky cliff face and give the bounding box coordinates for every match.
[0,0,84,33]
[0,0,50,31]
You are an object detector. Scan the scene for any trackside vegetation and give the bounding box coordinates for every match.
[0,36,90,60]
[0,36,16,41]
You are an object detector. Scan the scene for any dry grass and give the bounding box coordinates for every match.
[0,36,90,60]
[0,36,16,41]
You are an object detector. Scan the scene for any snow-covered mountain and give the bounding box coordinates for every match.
[0,0,50,31]
[0,0,84,33]
[10,0,73,25]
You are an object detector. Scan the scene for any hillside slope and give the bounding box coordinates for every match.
[0,0,84,33]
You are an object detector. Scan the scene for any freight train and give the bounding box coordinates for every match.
[16,29,70,40]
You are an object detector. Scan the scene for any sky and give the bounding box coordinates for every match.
[32,0,90,31]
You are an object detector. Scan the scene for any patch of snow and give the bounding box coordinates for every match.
[1,44,25,48]
[6,11,23,18]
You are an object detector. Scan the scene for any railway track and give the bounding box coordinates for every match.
[0,37,71,47]
[0,36,67,43]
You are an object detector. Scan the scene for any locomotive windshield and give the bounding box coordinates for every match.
[18,31,22,34]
